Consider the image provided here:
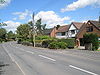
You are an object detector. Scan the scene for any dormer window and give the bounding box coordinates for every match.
[86,26,93,32]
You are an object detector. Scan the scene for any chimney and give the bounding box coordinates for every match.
[99,16,100,23]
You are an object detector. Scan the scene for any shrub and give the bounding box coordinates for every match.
[83,33,99,50]
[58,38,75,49]
[36,35,51,40]
[57,42,67,49]
[42,39,57,48]
[48,42,59,49]
[49,41,67,49]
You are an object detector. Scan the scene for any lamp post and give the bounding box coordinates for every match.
[32,12,35,47]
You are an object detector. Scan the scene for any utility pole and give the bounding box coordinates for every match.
[32,12,35,47]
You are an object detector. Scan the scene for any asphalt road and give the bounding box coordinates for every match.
[1,41,100,75]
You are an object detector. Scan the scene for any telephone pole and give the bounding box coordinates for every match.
[32,12,35,47]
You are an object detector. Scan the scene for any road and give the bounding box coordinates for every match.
[0,41,100,75]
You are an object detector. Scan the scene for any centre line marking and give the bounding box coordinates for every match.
[69,65,98,75]
[26,51,34,54]
[38,55,56,61]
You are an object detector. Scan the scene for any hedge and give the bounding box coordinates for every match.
[48,41,67,49]
[83,33,99,50]
[58,38,75,48]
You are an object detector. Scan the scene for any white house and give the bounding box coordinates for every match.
[67,22,83,38]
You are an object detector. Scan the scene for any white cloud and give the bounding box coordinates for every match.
[61,0,100,12]
[0,0,11,8]
[13,9,31,20]
[34,11,70,28]
[12,18,17,20]
[4,20,20,32]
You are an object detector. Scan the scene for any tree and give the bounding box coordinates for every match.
[0,28,7,42]
[35,18,46,35]
[16,24,31,40]
[6,31,16,40]
[0,19,7,28]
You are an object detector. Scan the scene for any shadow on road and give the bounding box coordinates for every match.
[0,62,9,75]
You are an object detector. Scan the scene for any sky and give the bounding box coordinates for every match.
[0,0,100,32]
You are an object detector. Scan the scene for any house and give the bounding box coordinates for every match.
[56,25,69,39]
[67,22,84,38]
[43,28,53,35]
[76,20,100,46]
[43,28,57,37]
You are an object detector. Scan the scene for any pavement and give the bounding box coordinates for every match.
[0,41,100,75]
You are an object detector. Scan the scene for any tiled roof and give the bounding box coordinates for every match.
[89,20,100,30]
[57,25,69,32]
[72,22,83,29]
[43,28,53,35]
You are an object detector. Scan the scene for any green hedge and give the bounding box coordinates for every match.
[36,35,51,40]
[58,38,75,48]
[48,41,67,49]
[83,33,99,50]
[42,39,57,48]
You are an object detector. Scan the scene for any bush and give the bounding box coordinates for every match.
[83,33,99,50]
[57,42,67,49]
[58,38,75,49]
[36,35,51,40]
[49,42,59,49]
[42,39,57,48]
[49,41,67,49]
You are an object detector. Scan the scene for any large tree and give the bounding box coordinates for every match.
[35,18,46,35]
[6,31,16,40]
[16,24,31,40]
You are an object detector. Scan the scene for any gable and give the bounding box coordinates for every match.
[69,24,77,30]
[76,21,100,38]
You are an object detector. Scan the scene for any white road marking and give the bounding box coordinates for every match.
[26,51,34,54]
[38,55,56,61]
[2,45,26,75]
[69,65,98,75]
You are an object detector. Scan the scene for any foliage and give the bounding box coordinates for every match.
[36,35,51,40]
[16,24,31,40]
[57,42,67,49]
[49,41,67,49]
[0,28,7,42]
[42,39,56,48]
[6,31,16,40]
[58,38,75,48]
[83,33,99,50]
[48,42,59,49]
[35,18,46,35]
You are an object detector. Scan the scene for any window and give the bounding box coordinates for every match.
[61,32,65,36]
[86,26,93,32]
[71,30,75,34]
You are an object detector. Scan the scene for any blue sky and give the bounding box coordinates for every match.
[0,0,100,32]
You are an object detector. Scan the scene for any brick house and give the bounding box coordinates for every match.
[76,20,100,46]
[56,25,69,39]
